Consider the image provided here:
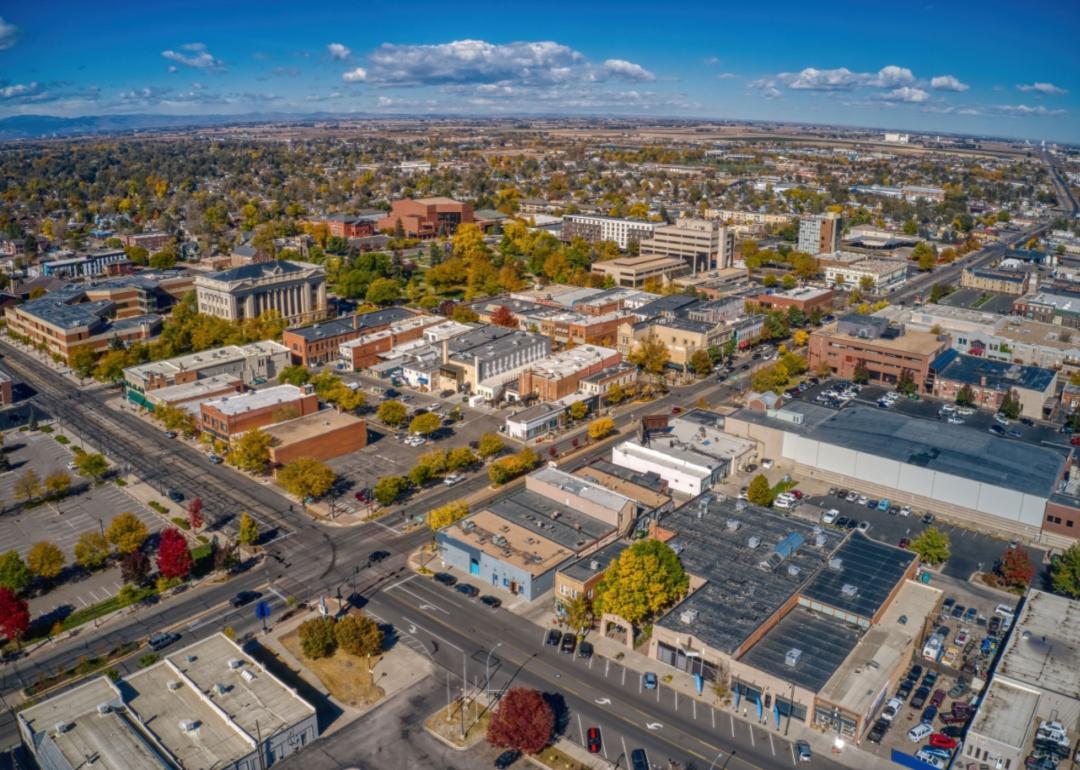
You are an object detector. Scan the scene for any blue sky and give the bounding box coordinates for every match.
[1,0,1077,142]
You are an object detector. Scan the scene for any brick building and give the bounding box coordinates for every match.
[0,371,12,407]
[281,307,417,366]
[264,410,367,466]
[517,345,621,402]
[304,215,376,239]
[753,286,834,315]
[377,198,474,239]
[200,384,319,440]
[808,314,948,389]
[338,314,441,370]
[929,348,1057,420]
[119,231,173,253]
[535,311,628,347]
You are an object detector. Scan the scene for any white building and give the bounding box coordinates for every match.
[194,261,328,326]
[822,255,908,291]
[611,439,724,497]
[561,214,658,250]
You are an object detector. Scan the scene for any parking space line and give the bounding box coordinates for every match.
[692,699,697,720]
[674,690,678,710]
[729,713,734,736]
[638,675,642,695]
[621,736,629,764]
[577,713,585,746]
[620,665,625,686]
[769,732,775,755]
[748,724,755,747]
[711,706,715,729]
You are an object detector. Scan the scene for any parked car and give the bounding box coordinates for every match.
[368,550,390,563]
[922,512,935,524]
[230,590,260,608]
[631,749,650,770]
[559,632,576,655]
[433,572,457,586]
[207,454,224,464]
[455,583,479,598]
[857,520,871,533]
[822,509,840,525]
[835,516,850,529]
[577,641,593,659]
[494,749,521,769]
[587,727,602,753]
[148,631,181,651]
[908,723,933,742]
[882,697,903,722]
[963,607,978,623]
[923,670,939,687]
[989,424,1006,436]
[911,687,930,708]
[897,681,913,700]
[898,537,910,549]
[899,505,912,517]
[480,595,502,609]
[868,719,889,743]
[796,741,812,762]
[166,488,185,503]
[643,672,658,690]
[163,430,178,439]
[545,629,561,646]
[930,689,946,708]
[930,733,958,750]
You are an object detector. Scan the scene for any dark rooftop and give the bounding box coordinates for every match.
[203,260,308,283]
[287,307,414,342]
[581,459,666,491]
[487,489,616,552]
[633,294,699,320]
[931,348,1056,393]
[801,532,915,621]
[739,607,862,692]
[560,540,629,584]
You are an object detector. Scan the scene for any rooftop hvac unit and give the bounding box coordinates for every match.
[747,536,761,549]
[680,608,699,625]
[185,655,197,663]
[828,558,844,571]
[240,670,255,682]
[214,683,228,695]
[787,565,801,577]
[590,560,601,571]
[460,520,476,532]
[841,584,858,598]
[55,722,74,734]
[227,658,243,669]
[96,704,112,716]
[784,648,803,668]
[167,681,182,691]
[815,533,827,548]
[179,720,198,733]
[492,535,508,547]
[726,519,742,531]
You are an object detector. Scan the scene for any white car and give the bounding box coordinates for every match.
[882,697,903,722]
[899,505,912,517]
[822,509,840,525]
[908,723,933,742]
[761,458,774,469]
[857,495,869,506]
[994,413,1011,426]
[947,415,965,424]
[956,407,975,416]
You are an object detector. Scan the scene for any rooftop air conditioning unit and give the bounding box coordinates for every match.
[167,681,181,691]
[680,609,699,625]
[179,720,198,733]
[55,722,74,734]
[785,648,803,668]
[815,533,827,548]
[829,558,844,570]
[726,519,742,531]
[240,670,255,682]
[460,520,476,532]
[748,536,761,549]
[227,658,243,670]
[590,560,601,571]
[214,683,228,695]
[787,565,801,577]
[96,704,112,716]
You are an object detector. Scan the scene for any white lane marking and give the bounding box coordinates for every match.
[790,742,797,767]
[392,585,449,614]
[621,736,630,766]
[711,706,716,729]
[577,713,585,746]
[595,698,611,705]
[749,724,756,747]
[674,690,678,710]
[730,713,735,736]
[370,518,400,535]
[693,699,697,720]
[385,574,417,591]
[400,615,463,652]
[646,722,663,731]
[770,732,776,755]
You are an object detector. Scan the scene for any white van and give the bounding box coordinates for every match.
[907,723,933,742]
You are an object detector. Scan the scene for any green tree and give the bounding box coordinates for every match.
[629,338,670,375]
[365,277,402,306]
[278,457,335,499]
[747,474,773,506]
[587,416,615,441]
[446,446,478,471]
[428,501,469,531]
[14,469,42,502]
[298,617,337,659]
[68,345,98,378]
[238,512,260,546]
[956,384,975,407]
[780,274,797,291]
[562,594,594,633]
[913,241,937,272]
[377,400,408,427]
[75,452,109,481]
[593,540,689,625]
[74,530,110,571]
[27,541,64,581]
[568,401,588,421]
[999,389,1021,420]
[853,360,870,384]
[689,349,713,377]
[156,404,198,436]
[335,613,383,657]
[107,512,149,554]
[228,428,273,473]
[0,550,32,593]
[277,365,310,386]
[910,527,950,565]
[1051,542,1080,598]
[373,475,409,506]
[408,411,442,436]
[477,432,504,459]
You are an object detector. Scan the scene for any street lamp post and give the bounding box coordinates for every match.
[484,642,503,694]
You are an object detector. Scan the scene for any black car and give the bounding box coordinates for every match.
[368,550,390,564]
[941,726,964,739]
[896,681,913,700]
[166,488,185,503]
[835,516,850,529]
[455,583,479,598]
[921,706,938,724]
[230,590,261,608]
[922,512,935,524]
[867,719,889,743]
[911,686,930,708]
[559,632,577,655]
[433,572,457,586]
[943,597,956,612]
[907,664,924,681]
[494,749,521,769]
[577,641,593,659]
[836,488,848,498]
[951,604,965,619]
[988,616,1002,635]
[989,424,1006,436]
[631,749,650,770]
[148,631,181,651]
[480,595,501,609]
[545,629,561,646]
[923,670,939,687]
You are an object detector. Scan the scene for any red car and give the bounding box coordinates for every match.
[898,537,910,549]
[587,727,602,753]
[1072,436,1080,446]
[791,489,804,499]
[930,689,946,707]
[929,733,958,750]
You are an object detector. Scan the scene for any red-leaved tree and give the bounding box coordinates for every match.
[0,587,30,646]
[156,528,193,580]
[490,305,517,328]
[188,497,204,530]
[1001,547,1034,589]
[486,687,554,755]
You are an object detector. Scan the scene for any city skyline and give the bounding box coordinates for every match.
[0,0,1077,141]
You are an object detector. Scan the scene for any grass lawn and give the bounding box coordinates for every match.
[280,630,385,708]
[424,697,492,748]
[529,745,594,770]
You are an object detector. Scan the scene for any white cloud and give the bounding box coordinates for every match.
[780,67,864,91]
[714,72,738,80]
[992,103,1066,117]
[1017,81,1067,96]
[880,86,929,103]
[327,43,351,61]
[867,65,915,88]
[0,82,39,100]
[931,75,969,92]
[353,39,653,87]
[748,77,783,99]
[341,67,368,83]
[0,17,17,50]
[167,65,177,73]
[161,43,224,71]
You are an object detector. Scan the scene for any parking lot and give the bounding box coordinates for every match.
[938,288,1017,316]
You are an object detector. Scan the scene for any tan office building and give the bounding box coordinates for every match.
[591,255,689,288]
[640,217,736,273]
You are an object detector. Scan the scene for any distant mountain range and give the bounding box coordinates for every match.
[0,112,382,140]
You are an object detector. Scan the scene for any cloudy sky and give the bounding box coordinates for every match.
[1,0,1077,142]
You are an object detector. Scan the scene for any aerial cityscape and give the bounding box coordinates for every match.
[0,2,1079,770]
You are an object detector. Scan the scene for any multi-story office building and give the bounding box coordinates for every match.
[821,253,907,291]
[439,327,551,400]
[961,267,1031,295]
[561,215,658,251]
[377,197,474,239]
[1013,291,1080,329]
[41,248,129,278]
[797,212,843,255]
[194,261,328,326]
[590,255,689,287]
[517,344,621,402]
[281,307,417,366]
[704,209,796,228]
[81,272,194,318]
[808,314,948,389]
[119,231,173,252]
[639,217,735,273]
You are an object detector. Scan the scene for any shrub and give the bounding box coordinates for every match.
[170,517,191,531]
[298,617,337,659]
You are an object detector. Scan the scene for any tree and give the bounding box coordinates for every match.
[228,428,273,473]
[999,389,1021,420]
[896,368,917,396]
[69,345,98,378]
[277,365,310,386]
[187,497,204,530]
[279,457,336,499]
[0,550,32,593]
[568,400,588,421]
[373,475,409,506]
[563,594,594,633]
[120,550,150,584]
[0,588,30,645]
[14,469,44,502]
[689,349,713,377]
[747,474,773,506]
[156,404,198,437]
[751,362,789,393]
[75,452,109,481]
[956,384,975,407]
[409,411,442,436]
[74,530,110,571]
[593,540,688,625]
[447,446,478,471]
[409,462,434,487]
[377,399,408,427]
[1000,547,1034,589]
[913,241,937,272]
[852,360,870,385]
[107,512,149,554]
[629,339,670,376]
[156,527,193,580]
[490,305,518,328]
[587,417,615,441]
[1051,542,1080,598]
[910,527,950,565]
[486,687,555,756]
[477,432,504,459]
[335,613,384,658]
[365,277,401,305]
[44,470,72,498]
[238,512,260,546]
[27,541,64,581]
[791,329,809,348]
[428,501,469,531]
[298,617,338,659]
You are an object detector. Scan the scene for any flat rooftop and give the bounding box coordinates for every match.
[998,589,1080,699]
[760,286,832,301]
[740,607,861,692]
[126,340,288,381]
[592,254,685,272]
[801,532,916,621]
[999,317,1080,352]
[448,508,576,576]
[203,384,307,416]
[526,345,617,380]
[931,348,1056,392]
[615,440,723,476]
[575,460,670,510]
[288,307,416,342]
[147,374,242,404]
[969,678,1040,750]
[507,401,565,425]
[657,497,842,655]
[262,408,364,444]
[560,539,629,584]
[486,488,616,553]
[818,322,944,356]
[530,464,635,516]
[734,402,1067,498]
